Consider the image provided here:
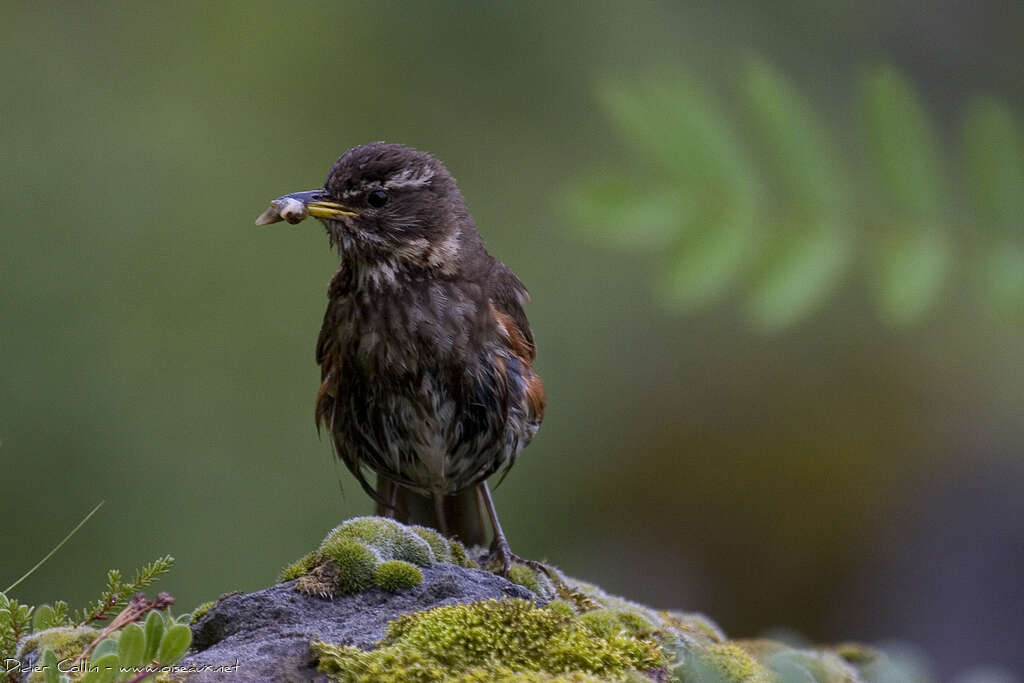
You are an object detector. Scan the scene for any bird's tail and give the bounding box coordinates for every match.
[374,476,489,548]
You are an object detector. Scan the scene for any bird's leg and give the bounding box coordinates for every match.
[476,482,556,579]
[475,487,490,540]
[478,481,514,574]
[387,482,399,516]
[477,483,571,596]
[375,478,399,519]
[433,492,449,537]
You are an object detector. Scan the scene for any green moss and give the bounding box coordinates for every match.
[189,601,215,624]
[410,525,452,563]
[559,579,620,615]
[578,609,656,640]
[615,611,657,639]
[19,625,99,661]
[281,517,495,597]
[545,600,576,618]
[503,563,556,600]
[286,518,475,596]
[319,540,379,594]
[577,609,624,639]
[20,626,101,682]
[506,564,542,592]
[663,610,727,644]
[279,552,317,582]
[447,539,475,568]
[676,642,772,683]
[707,643,764,681]
[324,517,434,567]
[373,561,424,592]
[314,598,665,682]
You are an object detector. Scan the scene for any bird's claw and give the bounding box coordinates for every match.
[484,541,569,595]
[484,537,517,576]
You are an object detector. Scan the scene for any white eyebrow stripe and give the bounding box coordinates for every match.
[385,165,436,189]
[339,166,437,200]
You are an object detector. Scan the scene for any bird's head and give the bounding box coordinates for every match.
[256,142,478,280]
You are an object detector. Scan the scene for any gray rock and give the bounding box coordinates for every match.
[182,563,538,682]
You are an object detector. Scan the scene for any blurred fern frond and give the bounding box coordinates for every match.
[565,59,1024,330]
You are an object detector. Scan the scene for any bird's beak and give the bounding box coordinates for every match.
[254,189,359,225]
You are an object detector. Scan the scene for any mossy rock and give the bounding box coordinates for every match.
[258,517,911,682]
[279,517,476,597]
[183,516,915,682]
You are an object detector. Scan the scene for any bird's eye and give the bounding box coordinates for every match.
[367,189,389,208]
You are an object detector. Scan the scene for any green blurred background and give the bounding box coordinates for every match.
[3,1,1023,678]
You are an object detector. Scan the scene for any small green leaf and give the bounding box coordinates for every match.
[118,623,146,670]
[81,652,119,683]
[745,217,854,331]
[861,66,946,220]
[42,649,60,683]
[872,225,951,325]
[598,74,760,197]
[156,623,191,666]
[33,604,56,631]
[742,57,848,213]
[963,96,1024,233]
[598,75,718,180]
[91,638,118,661]
[564,174,698,251]
[143,610,164,663]
[661,205,758,310]
[49,601,70,627]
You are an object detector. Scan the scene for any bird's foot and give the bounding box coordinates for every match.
[483,539,570,595]
[483,536,520,576]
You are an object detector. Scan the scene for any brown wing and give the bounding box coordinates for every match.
[487,261,545,423]
[487,261,535,359]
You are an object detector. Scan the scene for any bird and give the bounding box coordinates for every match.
[255,142,545,571]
